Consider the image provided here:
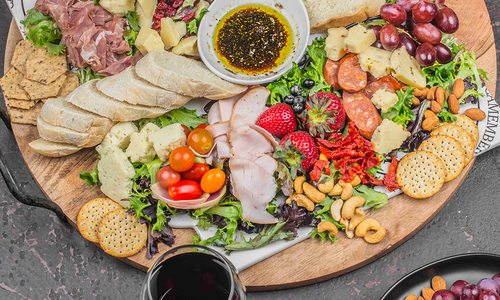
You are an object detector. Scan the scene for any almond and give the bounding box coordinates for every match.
[413,88,425,98]
[422,287,435,300]
[427,87,436,100]
[419,88,430,99]
[412,97,421,106]
[424,110,437,120]
[422,117,439,131]
[431,275,447,291]
[430,100,442,113]
[435,87,445,105]
[445,89,450,101]
[453,78,465,98]
[465,108,486,121]
[448,94,460,114]
[404,295,418,300]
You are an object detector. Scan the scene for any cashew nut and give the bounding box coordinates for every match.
[349,175,361,187]
[286,194,315,211]
[355,218,387,244]
[303,182,326,204]
[330,199,343,222]
[318,177,334,194]
[294,176,306,194]
[347,208,366,231]
[340,182,354,200]
[341,196,365,219]
[340,218,354,239]
[317,221,338,236]
[328,183,343,196]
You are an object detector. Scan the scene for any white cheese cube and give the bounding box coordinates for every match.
[371,89,399,113]
[371,119,410,154]
[126,123,161,163]
[150,123,187,161]
[345,24,376,54]
[160,18,187,50]
[99,0,134,16]
[136,0,157,28]
[358,47,392,79]
[325,27,348,61]
[136,27,165,55]
[97,146,135,206]
[97,122,138,156]
[390,47,427,89]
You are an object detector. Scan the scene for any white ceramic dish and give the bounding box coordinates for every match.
[197,0,310,85]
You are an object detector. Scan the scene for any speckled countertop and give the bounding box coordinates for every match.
[0,1,499,299]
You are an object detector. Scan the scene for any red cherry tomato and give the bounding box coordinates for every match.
[156,166,181,189]
[196,123,208,130]
[169,146,195,172]
[181,163,210,181]
[200,168,226,194]
[168,180,203,200]
[187,129,214,155]
[181,125,190,137]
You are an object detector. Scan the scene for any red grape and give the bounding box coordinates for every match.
[478,279,499,294]
[403,12,416,31]
[412,0,438,23]
[462,284,480,300]
[451,280,469,297]
[434,7,459,33]
[372,25,382,40]
[380,24,401,51]
[381,3,407,25]
[372,40,384,49]
[415,42,436,66]
[432,290,459,300]
[493,275,500,287]
[435,43,453,63]
[396,0,419,12]
[478,290,500,300]
[399,32,418,56]
[413,23,442,45]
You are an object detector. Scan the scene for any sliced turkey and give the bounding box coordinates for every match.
[229,126,273,160]
[230,87,270,129]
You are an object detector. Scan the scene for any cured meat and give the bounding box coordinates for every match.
[338,55,368,92]
[324,59,341,90]
[230,87,269,129]
[342,91,382,139]
[364,76,399,98]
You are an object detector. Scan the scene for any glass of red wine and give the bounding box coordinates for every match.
[141,245,246,300]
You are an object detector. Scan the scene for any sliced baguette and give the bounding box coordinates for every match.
[135,50,247,100]
[37,117,104,147]
[96,66,191,109]
[29,138,82,157]
[67,80,166,122]
[304,0,385,33]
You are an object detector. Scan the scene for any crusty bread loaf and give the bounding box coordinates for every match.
[67,80,166,122]
[29,138,81,157]
[37,117,104,147]
[96,66,191,109]
[135,50,247,100]
[304,0,385,33]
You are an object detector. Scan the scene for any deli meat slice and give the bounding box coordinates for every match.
[342,91,382,139]
[229,157,278,224]
[338,55,368,93]
[230,87,270,129]
[229,126,273,160]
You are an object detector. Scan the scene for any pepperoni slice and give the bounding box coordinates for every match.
[342,91,382,139]
[338,55,368,93]
[324,59,341,90]
[364,75,401,98]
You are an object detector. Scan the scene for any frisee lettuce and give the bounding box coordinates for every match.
[136,107,207,130]
[21,9,65,55]
[381,87,416,127]
[80,166,99,186]
[124,11,140,56]
[77,67,103,84]
[187,8,208,34]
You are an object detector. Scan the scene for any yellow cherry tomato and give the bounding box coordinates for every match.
[200,168,226,193]
[187,129,214,155]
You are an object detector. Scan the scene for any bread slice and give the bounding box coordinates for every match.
[304,0,385,33]
[96,66,191,109]
[40,98,114,134]
[37,117,104,147]
[67,80,166,122]
[29,138,81,157]
[135,50,247,100]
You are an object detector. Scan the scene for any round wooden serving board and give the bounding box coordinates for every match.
[3,0,497,291]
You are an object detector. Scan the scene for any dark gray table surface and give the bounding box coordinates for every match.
[0,2,499,299]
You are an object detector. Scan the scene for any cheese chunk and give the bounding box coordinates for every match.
[100,0,134,16]
[160,18,187,50]
[136,27,165,55]
[358,46,392,79]
[136,0,157,28]
[325,27,348,61]
[345,24,376,54]
[371,119,410,154]
[172,36,199,57]
[390,47,426,89]
[150,123,187,161]
[98,146,135,206]
[371,89,399,113]
[97,122,138,156]
[126,123,161,163]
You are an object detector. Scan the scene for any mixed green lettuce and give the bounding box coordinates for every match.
[21,9,65,55]
[353,185,389,209]
[187,8,208,34]
[136,107,207,130]
[124,11,140,56]
[77,67,103,84]
[381,87,416,127]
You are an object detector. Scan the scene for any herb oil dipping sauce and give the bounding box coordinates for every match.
[214,4,293,76]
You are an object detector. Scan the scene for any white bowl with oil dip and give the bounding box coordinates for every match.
[197,0,310,85]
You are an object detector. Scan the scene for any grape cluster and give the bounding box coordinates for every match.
[432,274,500,300]
[376,0,459,66]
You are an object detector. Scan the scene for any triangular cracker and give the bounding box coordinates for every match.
[58,72,80,97]
[11,40,36,74]
[25,48,68,84]
[0,68,30,100]
[20,74,67,100]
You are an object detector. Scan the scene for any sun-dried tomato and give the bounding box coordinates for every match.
[309,160,330,182]
[383,156,401,192]
[171,0,184,8]
[181,11,196,22]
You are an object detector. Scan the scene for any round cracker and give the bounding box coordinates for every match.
[431,124,475,165]
[396,151,446,199]
[77,198,122,243]
[97,209,147,258]
[418,135,466,182]
[454,114,479,144]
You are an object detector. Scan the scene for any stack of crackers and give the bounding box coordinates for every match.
[396,114,479,199]
[0,40,79,125]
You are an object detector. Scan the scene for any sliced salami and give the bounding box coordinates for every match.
[338,55,368,93]
[324,59,341,90]
[342,91,382,139]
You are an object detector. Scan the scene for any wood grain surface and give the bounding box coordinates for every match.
[3,0,497,291]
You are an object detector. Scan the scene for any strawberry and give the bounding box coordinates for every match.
[300,92,346,139]
[256,104,297,138]
[274,131,319,177]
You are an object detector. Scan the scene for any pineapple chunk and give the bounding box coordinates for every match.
[390,47,427,89]
[172,36,199,57]
[325,27,348,61]
[160,18,187,50]
[345,24,376,54]
[136,27,164,55]
[358,46,392,79]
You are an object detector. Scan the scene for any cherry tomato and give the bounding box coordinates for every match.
[200,168,226,194]
[187,129,214,155]
[169,146,195,172]
[156,166,181,189]
[181,163,210,181]
[168,180,203,200]
[196,123,208,130]
[181,125,190,137]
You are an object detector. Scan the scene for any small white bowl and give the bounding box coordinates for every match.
[197,0,310,85]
